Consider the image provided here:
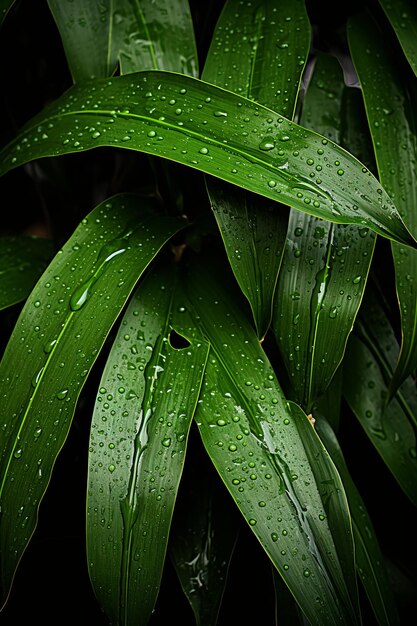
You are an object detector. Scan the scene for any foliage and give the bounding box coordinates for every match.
[0,1,416,624]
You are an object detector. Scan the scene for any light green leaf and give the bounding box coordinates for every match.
[0,194,184,607]
[343,282,417,507]
[316,416,400,626]
[273,53,376,410]
[378,0,417,78]
[47,0,198,82]
[170,455,238,626]
[180,258,359,626]
[0,71,414,246]
[0,236,54,310]
[87,263,209,626]
[348,10,417,396]
[202,0,310,338]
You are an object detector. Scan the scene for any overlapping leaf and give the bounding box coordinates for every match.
[343,282,417,506]
[349,11,417,396]
[179,258,359,625]
[202,0,310,338]
[378,0,417,78]
[273,53,375,410]
[87,263,208,626]
[0,195,184,606]
[170,457,238,626]
[316,417,400,626]
[0,71,414,246]
[47,0,198,82]
[0,236,54,310]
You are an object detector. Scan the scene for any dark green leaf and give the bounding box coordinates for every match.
[273,53,375,410]
[0,71,413,246]
[316,416,400,626]
[348,10,417,396]
[0,194,184,606]
[0,236,54,310]
[47,0,198,82]
[343,283,417,507]
[87,263,209,626]
[180,259,359,626]
[0,0,15,27]
[170,456,238,626]
[378,0,417,78]
[202,0,310,338]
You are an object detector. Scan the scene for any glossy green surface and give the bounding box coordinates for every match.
[379,0,417,77]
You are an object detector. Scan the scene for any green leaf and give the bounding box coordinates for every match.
[273,53,376,410]
[348,10,417,396]
[202,0,310,338]
[0,194,184,607]
[343,283,417,507]
[47,0,113,82]
[47,0,198,82]
[378,0,417,78]
[0,0,15,27]
[170,455,238,626]
[87,262,209,626]
[0,71,414,246]
[0,236,54,310]
[316,416,400,626]
[180,258,359,626]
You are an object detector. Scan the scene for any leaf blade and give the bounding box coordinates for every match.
[378,0,417,78]
[0,236,54,310]
[87,262,209,626]
[202,0,310,338]
[0,71,413,246]
[348,10,417,395]
[180,258,359,626]
[0,194,184,606]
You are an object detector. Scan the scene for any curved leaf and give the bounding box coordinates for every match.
[0,0,15,27]
[87,263,208,626]
[348,10,417,396]
[0,194,184,607]
[0,236,54,310]
[180,258,359,626]
[316,417,400,626]
[0,71,414,246]
[47,0,198,82]
[273,53,376,410]
[343,283,417,507]
[170,455,238,626]
[203,0,310,338]
[378,0,417,78]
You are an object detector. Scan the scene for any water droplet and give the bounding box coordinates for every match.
[271,532,278,542]
[34,300,41,308]
[329,307,338,319]
[14,448,22,459]
[352,276,361,284]
[56,389,68,400]
[303,568,311,577]
[337,169,344,176]
[162,438,171,448]
[259,138,275,151]
[268,180,277,188]
[147,130,156,138]
[228,443,237,452]
[213,110,227,117]
[249,519,257,526]
[92,131,101,139]
[108,464,116,473]
[258,501,266,507]
[217,419,226,426]
[199,147,209,155]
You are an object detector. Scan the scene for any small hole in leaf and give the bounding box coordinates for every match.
[169,329,191,349]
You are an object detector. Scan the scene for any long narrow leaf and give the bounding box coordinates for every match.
[378,0,417,78]
[316,416,400,626]
[47,0,198,82]
[273,53,375,410]
[0,0,16,27]
[0,236,54,310]
[0,71,414,246]
[0,195,184,607]
[87,263,209,626]
[180,257,359,626]
[343,282,417,507]
[202,0,310,338]
[348,11,417,396]
[170,455,238,626]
